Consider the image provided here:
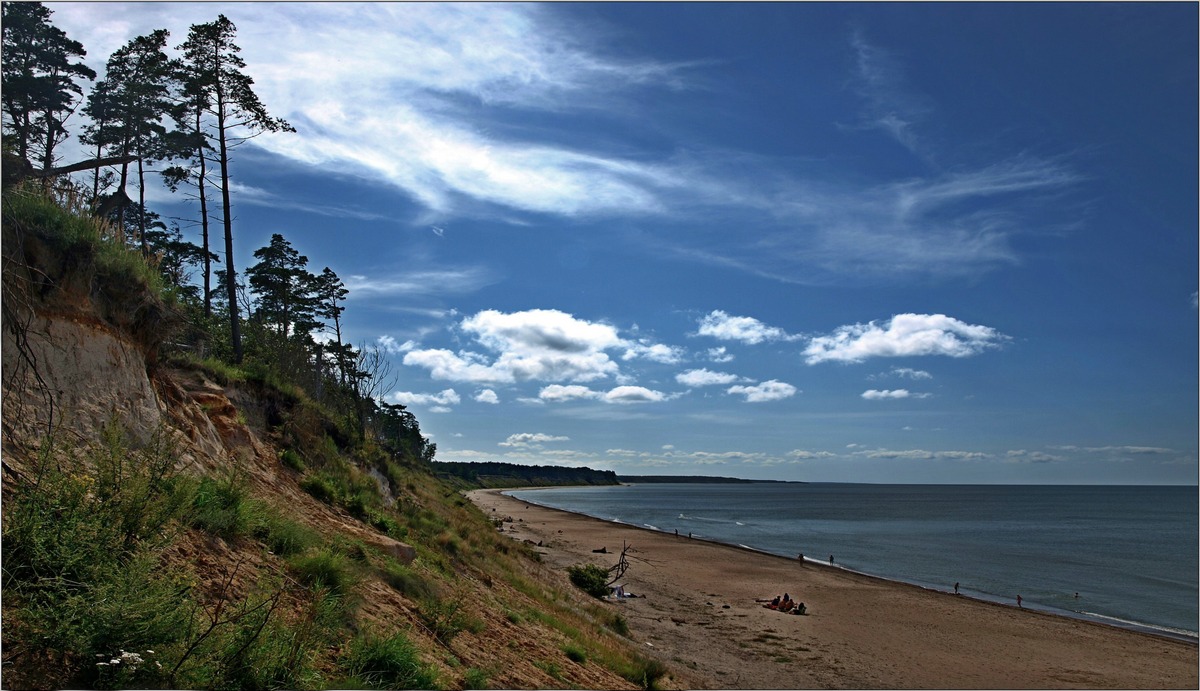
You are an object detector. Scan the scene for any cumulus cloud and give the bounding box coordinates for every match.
[537,384,669,404]
[706,347,735,363]
[388,388,461,407]
[403,309,680,384]
[500,432,569,448]
[804,313,1007,364]
[861,389,931,400]
[727,380,797,403]
[696,310,796,344]
[676,368,742,387]
[870,367,933,381]
[474,389,500,404]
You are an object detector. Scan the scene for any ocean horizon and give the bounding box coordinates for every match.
[509,482,1198,640]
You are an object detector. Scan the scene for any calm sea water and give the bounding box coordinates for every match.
[508,483,1198,639]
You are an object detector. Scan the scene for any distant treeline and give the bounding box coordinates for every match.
[430,461,619,489]
[617,475,798,484]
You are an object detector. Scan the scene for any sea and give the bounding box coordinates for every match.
[507,483,1198,640]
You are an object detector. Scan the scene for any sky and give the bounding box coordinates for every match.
[46,2,1198,484]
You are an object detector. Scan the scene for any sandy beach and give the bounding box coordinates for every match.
[468,488,1198,690]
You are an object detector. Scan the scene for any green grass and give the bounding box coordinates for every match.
[290,547,357,595]
[337,628,439,690]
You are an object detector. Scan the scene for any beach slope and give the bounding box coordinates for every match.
[468,489,1198,690]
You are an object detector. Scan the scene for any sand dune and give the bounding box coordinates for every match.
[468,488,1198,690]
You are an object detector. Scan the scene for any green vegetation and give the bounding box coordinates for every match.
[337,628,439,690]
[432,460,619,488]
[567,563,613,599]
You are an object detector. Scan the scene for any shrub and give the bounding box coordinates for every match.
[280,448,305,472]
[463,667,490,690]
[290,548,356,595]
[338,629,438,690]
[606,612,631,637]
[622,656,670,691]
[300,474,337,504]
[563,644,587,665]
[253,509,319,556]
[379,560,436,601]
[567,563,611,599]
[190,474,255,539]
[419,596,482,645]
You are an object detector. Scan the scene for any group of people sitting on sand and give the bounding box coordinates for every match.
[762,593,806,615]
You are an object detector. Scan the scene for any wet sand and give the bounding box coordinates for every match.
[468,488,1198,690]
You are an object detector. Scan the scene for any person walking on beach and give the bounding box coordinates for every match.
[954,582,959,595]
[1017,594,1023,608]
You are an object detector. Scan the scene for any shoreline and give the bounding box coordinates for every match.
[470,487,1198,689]
[505,485,1199,643]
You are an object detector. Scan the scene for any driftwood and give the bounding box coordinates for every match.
[605,540,633,587]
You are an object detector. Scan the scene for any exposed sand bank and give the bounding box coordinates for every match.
[468,488,1198,690]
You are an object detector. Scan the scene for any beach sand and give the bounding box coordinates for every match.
[468,488,1198,690]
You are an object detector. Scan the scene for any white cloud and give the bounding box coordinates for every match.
[727,380,797,403]
[706,347,735,363]
[500,432,570,448]
[378,335,417,354]
[805,313,1007,364]
[603,386,667,404]
[696,310,795,344]
[474,389,500,404]
[388,388,461,407]
[675,368,742,387]
[403,308,683,384]
[874,367,933,380]
[345,267,496,297]
[537,384,669,404]
[538,384,599,402]
[861,389,931,400]
[1005,449,1062,464]
[858,448,988,460]
[622,341,685,364]
[787,449,838,459]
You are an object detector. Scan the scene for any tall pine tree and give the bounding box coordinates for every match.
[178,15,294,363]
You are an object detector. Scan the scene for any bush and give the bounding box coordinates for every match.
[563,644,587,665]
[280,448,305,472]
[253,509,319,556]
[290,548,356,595]
[567,563,611,599]
[1,426,194,688]
[463,667,490,689]
[191,474,255,539]
[606,612,631,637]
[379,560,436,601]
[338,629,438,690]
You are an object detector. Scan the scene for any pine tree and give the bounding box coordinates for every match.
[1,1,96,173]
[178,15,294,363]
[246,233,318,341]
[81,30,175,252]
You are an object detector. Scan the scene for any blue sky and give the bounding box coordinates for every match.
[51,3,1197,484]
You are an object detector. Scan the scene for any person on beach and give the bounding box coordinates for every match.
[829,554,834,565]
[798,552,804,562]
[793,602,806,615]
[954,582,960,595]
[1017,594,1023,608]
